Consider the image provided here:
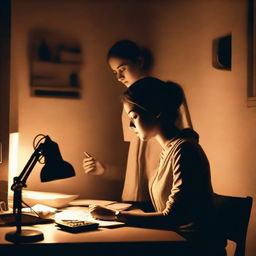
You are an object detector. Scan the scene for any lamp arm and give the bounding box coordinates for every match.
[11,143,43,234]
[12,143,43,189]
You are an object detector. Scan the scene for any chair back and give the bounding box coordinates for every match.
[213,193,253,256]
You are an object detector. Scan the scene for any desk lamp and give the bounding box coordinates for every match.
[5,134,75,243]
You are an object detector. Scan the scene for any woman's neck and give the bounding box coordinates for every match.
[155,125,180,148]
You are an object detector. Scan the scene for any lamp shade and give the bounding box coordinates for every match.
[40,136,75,182]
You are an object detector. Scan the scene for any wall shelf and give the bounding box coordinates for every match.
[31,60,81,87]
[29,31,82,98]
[31,84,80,98]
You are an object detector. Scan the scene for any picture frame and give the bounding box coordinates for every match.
[248,0,256,106]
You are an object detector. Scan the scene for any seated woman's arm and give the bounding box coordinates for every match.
[90,205,172,228]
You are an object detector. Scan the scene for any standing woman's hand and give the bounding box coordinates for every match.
[83,152,105,175]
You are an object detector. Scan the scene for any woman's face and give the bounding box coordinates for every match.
[123,102,158,141]
[108,57,145,87]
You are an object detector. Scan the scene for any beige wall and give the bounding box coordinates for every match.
[11,0,256,255]
[148,0,256,255]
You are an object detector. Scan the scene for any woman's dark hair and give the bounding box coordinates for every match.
[122,77,184,125]
[107,40,153,72]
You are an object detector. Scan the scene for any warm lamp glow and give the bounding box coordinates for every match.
[8,132,19,195]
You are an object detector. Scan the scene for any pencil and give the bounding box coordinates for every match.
[84,151,90,157]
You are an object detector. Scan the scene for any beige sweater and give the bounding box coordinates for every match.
[149,130,213,224]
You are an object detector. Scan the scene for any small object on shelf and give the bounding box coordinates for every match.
[55,220,99,233]
[38,39,51,62]
[70,72,78,87]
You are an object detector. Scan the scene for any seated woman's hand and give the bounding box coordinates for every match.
[83,152,105,175]
[89,205,116,221]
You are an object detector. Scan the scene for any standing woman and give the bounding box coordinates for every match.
[83,40,193,202]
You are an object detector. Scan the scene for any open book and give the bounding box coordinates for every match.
[57,199,133,227]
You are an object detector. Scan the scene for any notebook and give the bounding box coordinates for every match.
[0,213,54,226]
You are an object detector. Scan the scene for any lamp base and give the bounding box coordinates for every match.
[5,229,44,243]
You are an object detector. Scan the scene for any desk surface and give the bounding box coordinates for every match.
[0,223,186,244]
[0,223,189,256]
[0,206,189,255]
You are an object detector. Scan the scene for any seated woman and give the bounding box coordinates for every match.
[90,77,226,255]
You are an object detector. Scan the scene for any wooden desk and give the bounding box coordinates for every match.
[0,205,191,255]
[0,222,189,255]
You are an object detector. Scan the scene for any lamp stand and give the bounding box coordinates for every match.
[5,230,44,243]
[5,144,44,243]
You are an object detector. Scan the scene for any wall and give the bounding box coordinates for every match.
[148,0,256,255]
[11,0,256,255]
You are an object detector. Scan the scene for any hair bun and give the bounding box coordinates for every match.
[163,81,184,111]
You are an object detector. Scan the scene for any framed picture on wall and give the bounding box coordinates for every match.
[248,0,256,106]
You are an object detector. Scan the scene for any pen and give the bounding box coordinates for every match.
[84,152,90,157]
[61,219,80,221]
